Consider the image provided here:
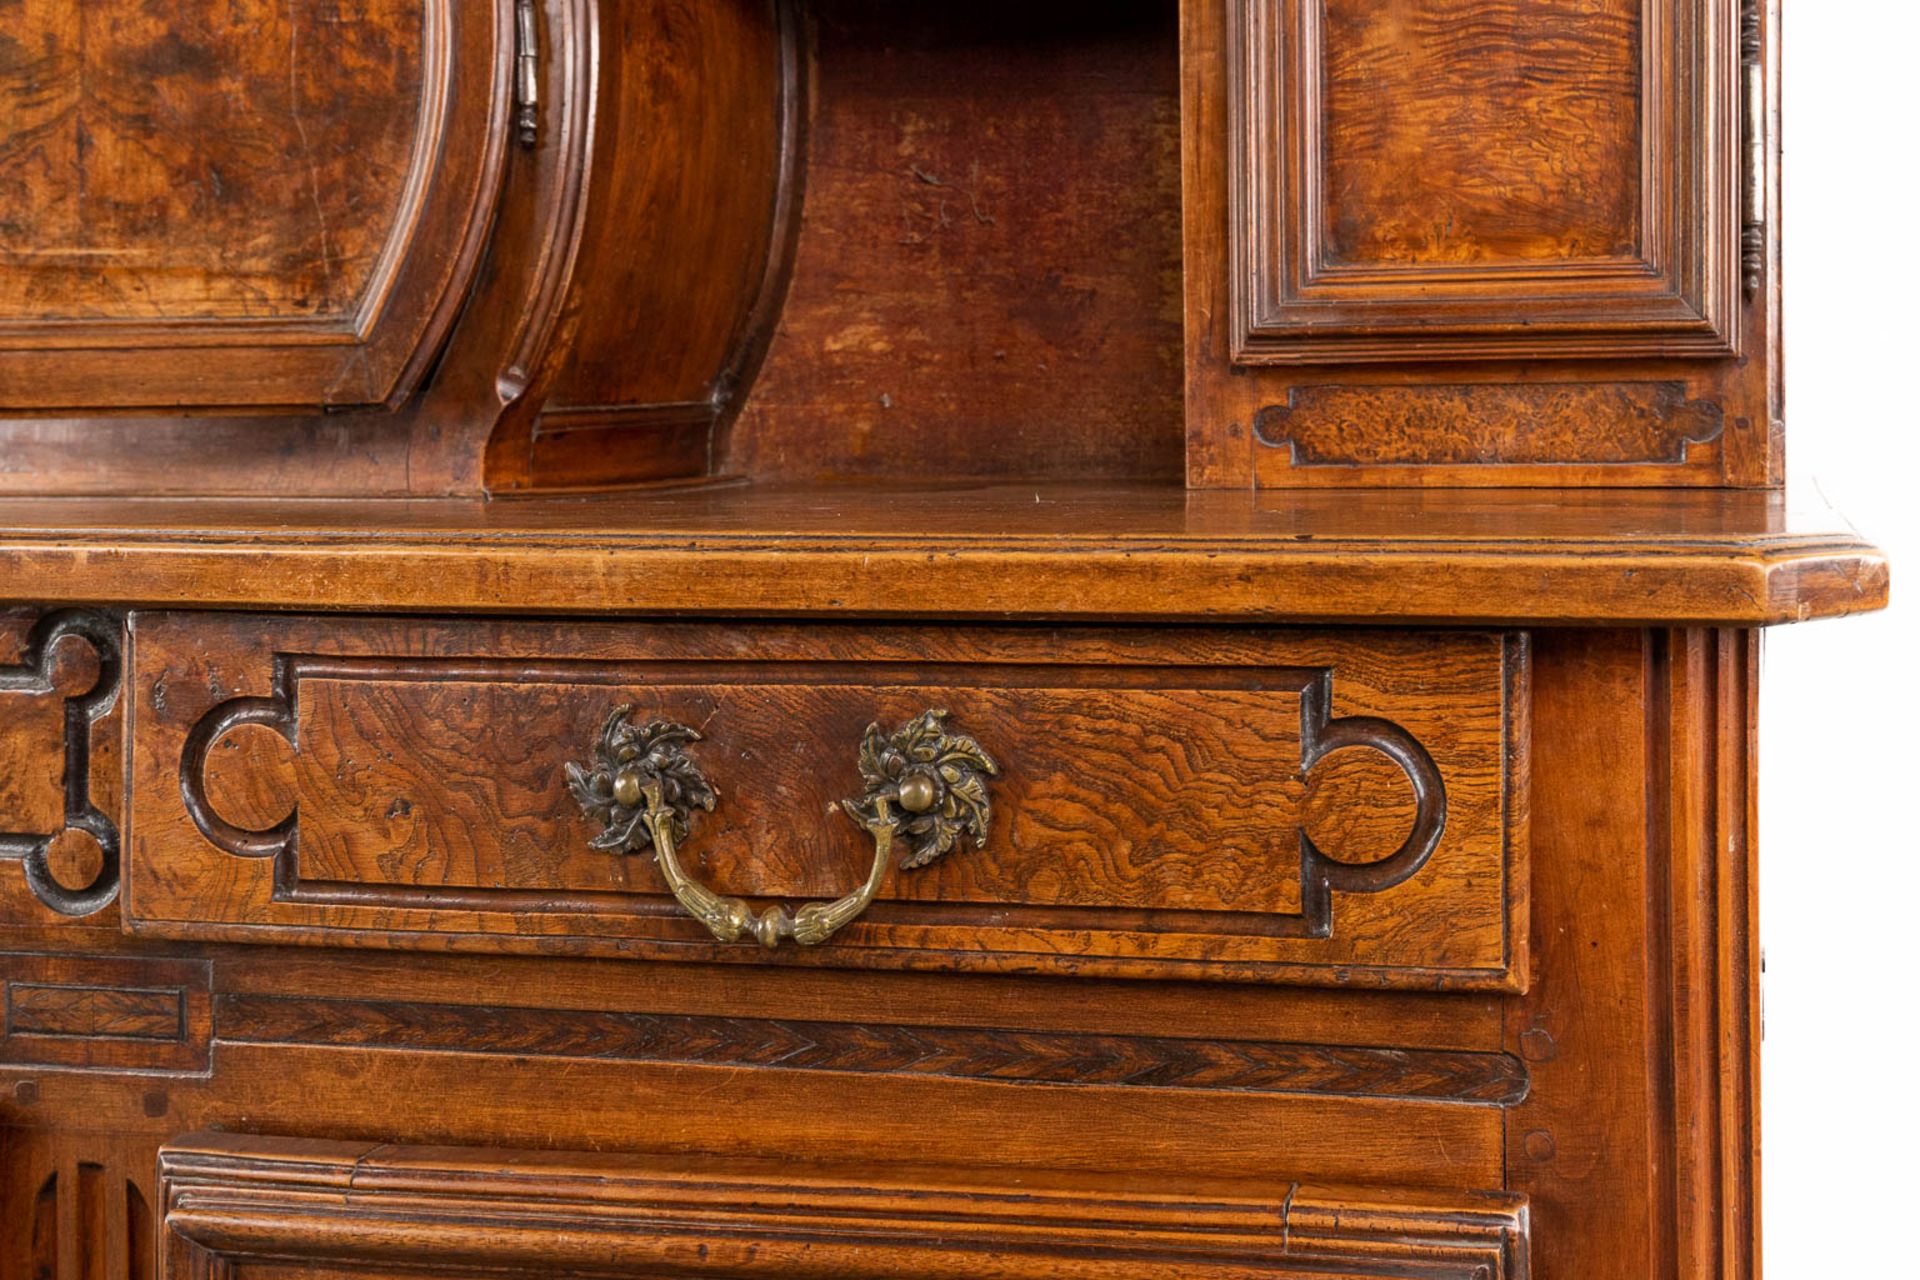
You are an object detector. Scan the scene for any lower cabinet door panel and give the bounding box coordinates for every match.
[124,614,1529,990]
[159,1133,1530,1279]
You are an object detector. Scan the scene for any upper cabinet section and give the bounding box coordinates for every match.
[1186,0,1780,488]
[1236,0,1738,363]
[0,0,510,411]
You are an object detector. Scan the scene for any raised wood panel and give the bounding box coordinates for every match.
[0,0,510,411]
[126,616,1529,989]
[1233,0,1739,362]
[1185,0,1780,487]
[160,1133,1530,1279]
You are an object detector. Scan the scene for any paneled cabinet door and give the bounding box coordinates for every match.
[1185,0,1775,488]
[0,0,511,411]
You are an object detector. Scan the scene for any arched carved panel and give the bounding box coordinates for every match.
[0,0,513,411]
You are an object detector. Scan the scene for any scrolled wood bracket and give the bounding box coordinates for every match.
[567,707,998,948]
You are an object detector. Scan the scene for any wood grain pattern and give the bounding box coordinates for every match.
[1499,628,1760,1280]
[0,0,422,322]
[1256,382,1726,467]
[136,616,1527,989]
[0,952,209,1073]
[0,0,510,411]
[1231,0,1737,361]
[159,1133,1530,1280]
[215,994,1529,1105]
[0,486,1886,625]
[486,0,805,492]
[724,0,1185,485]
[0,1129,153,1280]
[1185,0,1777,487]
[1320,0,1643,268]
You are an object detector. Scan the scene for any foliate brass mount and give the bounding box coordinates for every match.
[567,707,998,948]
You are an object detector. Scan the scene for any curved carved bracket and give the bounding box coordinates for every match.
[0,611,123,917]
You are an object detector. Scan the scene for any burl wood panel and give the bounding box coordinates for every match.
[160,1134,1530,1280]
[724,0,1185,485]
[1185,0,1778,487]
[0,0,509,411]
[0,0,419,321]
[1321,0,1643,268]
[127,616,1528,989]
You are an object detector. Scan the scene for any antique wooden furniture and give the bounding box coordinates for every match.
[0,2,1887,1278]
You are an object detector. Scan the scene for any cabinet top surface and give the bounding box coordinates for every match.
[0,483,1886,626]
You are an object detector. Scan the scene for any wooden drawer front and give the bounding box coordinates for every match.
[161,1134,1530,1280]
[126,616,1527,989]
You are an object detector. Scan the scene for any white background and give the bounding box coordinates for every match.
[1767,7,1917,1272]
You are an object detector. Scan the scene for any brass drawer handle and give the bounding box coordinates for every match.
[567,708,998,948]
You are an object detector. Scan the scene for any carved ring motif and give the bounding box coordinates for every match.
[567,707,997,948]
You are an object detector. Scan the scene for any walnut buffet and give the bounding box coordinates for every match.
[0,3,1887,1278]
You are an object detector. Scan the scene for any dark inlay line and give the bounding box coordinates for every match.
[214,995,1528,1107]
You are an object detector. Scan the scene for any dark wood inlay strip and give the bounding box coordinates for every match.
[215,995,1528,1106]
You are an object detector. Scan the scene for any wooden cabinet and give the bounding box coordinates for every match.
[0,0,799,494]
[0,3,1886,1279]
[1185,0,1775,488]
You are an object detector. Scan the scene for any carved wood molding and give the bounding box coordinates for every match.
[1230,0,1742,363]
[214,994,1529,1106]
[161,1133,1532,1278]
[0,611,121,917]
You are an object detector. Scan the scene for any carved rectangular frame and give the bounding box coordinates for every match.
[1230,0,1742,363]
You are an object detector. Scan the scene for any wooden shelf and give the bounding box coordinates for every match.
[0,483,1886,626]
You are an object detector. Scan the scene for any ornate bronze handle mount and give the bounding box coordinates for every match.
[567,708,997,948]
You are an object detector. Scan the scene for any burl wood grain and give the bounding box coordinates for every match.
[1256,382,1727,467]
[1186,0,1771,486]
[1320,0,1642,267]
[0,0,422,321]
[130,616,1527,989]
